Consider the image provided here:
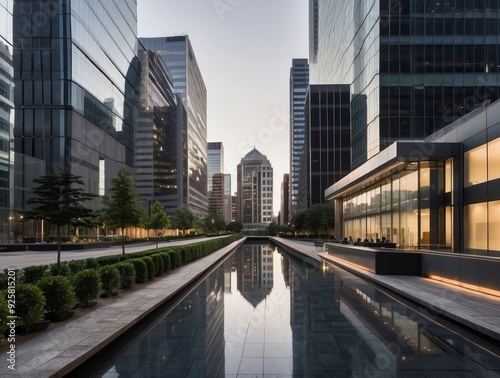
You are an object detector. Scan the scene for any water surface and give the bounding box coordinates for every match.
[90,243,500,377]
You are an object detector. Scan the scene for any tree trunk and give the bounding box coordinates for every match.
[121,227,125,254]
[56,225,61,274]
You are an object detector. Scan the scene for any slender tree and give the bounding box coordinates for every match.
[144,201,170,248]
[20,172,97,272]
[172,204,195,235]
[102,168,145,254]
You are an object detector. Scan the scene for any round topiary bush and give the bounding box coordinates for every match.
[99,266,121,296]
[49,262,71,277]
[37,275,75,315]
[72,269,102,307]
[67,259,86,275]
[142,257,156,281]
[151,254,164,276]
[156,252,170,273]
[166,249,180,270]
[128,259,148,283]
[14,284,45,333]
[114,262,135,289]
[22,265,48,284]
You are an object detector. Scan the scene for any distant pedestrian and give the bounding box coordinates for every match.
[348,236,354,245]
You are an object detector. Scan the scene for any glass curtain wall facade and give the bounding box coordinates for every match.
[298,84,351,210]
[0,0,13,242]
[311,0,500,169]
[343,162,443,250]
[289,59,309,219]
[208,142,223,193]
[13,0,139,212]
[140,36,208,217]
[135,49,179,213]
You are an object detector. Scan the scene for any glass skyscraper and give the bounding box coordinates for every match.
[289,59,309,219]
[13,0,139,207]
[0,0,13,241]
[140,36,208,217]
[311,0,500,169]
[135,48,180,214]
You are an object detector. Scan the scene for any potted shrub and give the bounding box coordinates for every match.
[72,269,102,307]
[99,266,121,297]
[37,275,75,322]
[14,284,48,334]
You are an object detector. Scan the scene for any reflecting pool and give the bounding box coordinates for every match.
[88,243,500,377]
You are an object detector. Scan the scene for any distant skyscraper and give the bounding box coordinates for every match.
[135,48,181,214]
[13,0,140,213]
[140,36,208,217]
[0,1,14,241]
[298,84,351,211]
[289,59,309,219]
[280,174,289,226]
[237,148,273,230]
[208,142,224,193]
[310,0,500,169]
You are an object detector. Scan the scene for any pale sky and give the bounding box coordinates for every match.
[137,0,309,217]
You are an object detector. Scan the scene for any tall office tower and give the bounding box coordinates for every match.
[208,172,224,218]
[0,0,14,241]
[207,142,224,193]
[280,174,289,226]
[135,48,181,214]
[298,85,351,211]
[13,0,139,208]
[140,36,208,217]
[237,148,273,231]
[223,173,232,224]
[289,59,309,219]
[231,194,237,223]
[310,0,500,169]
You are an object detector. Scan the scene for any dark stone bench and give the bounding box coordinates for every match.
[363,242,397,248]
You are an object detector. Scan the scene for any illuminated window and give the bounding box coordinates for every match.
[488,138,500,181]
[464,145,487,187]
[445,158,452,193]
[464,202,487,250]
[489,200,500,251]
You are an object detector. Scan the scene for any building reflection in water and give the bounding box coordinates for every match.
[92,244,500,377]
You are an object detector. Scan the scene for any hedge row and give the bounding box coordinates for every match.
[1,234,243,336]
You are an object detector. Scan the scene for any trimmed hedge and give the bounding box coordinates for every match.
[37,275,75,314]
[72,269,102,306]
[14,284,45,333]
[67,260,86,275]
[0,294,8,335]
[99,266,121,295]
[129,259,148,283]
[22,265,48,284]
[49,262,71,277]
[142,257,156,281]
[151,254,164,276]
[114,262,135,289]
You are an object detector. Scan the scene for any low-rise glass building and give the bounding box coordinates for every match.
[326,99,500,257]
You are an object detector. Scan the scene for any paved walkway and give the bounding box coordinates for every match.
[2,237,500,377]
[270,237,500,342]
[0,239,245,377]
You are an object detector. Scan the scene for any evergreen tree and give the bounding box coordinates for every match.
[102,168,145,254]
[21,172,97,272]
[144,201,170,248]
